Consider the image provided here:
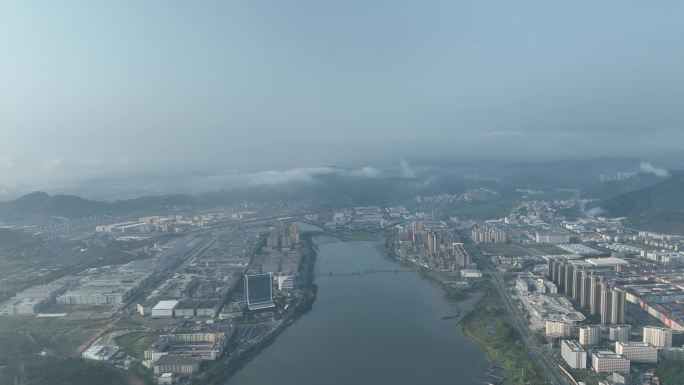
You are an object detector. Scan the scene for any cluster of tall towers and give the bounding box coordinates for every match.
[409,221,442,254]
[470,225,507,244]
[266,221,301,251]
[547,257,626,325]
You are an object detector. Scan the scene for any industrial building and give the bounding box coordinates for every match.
[82,345,120,361]
[151,300,179,318]
[535,230,572,244]
[1,282,69,315]
[460,269,482,278]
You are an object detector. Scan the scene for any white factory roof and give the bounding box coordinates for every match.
[585,257,629,267]
[152,300,179,310]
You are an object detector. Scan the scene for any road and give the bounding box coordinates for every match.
[472,250,571,385]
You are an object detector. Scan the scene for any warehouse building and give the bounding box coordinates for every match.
[151,300,179,318]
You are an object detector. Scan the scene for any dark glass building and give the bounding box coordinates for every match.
[245,273,275,311]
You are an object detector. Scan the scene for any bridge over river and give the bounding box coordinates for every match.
[319,267,413,277]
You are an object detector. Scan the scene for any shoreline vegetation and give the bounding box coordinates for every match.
[192,233,318,385]
[380,232,546,385]
[194,227,545,385]
[460,286,546,385]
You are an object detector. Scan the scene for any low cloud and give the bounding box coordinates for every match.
[41,157,63,170]
[639,162,670,178]
[0,158,16,169]
[200,166,382,189]
[400,160,416,178]
[585,206,606,217]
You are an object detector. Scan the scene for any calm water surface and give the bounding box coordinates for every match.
[226,236,488,385]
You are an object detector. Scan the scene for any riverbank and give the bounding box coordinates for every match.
[192,234,319,385]
[460,284,546,385]
[379,233,548,385]
[381,235,482,303]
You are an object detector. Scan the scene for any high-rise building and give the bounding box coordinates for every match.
[643,326,673,348]
[600,284,613,325]
[599,285,626,325]
[564,264,574,296]
[572,267,582,300]
[558,264,567,293]
[549,258,560,284]
[590,275,603,316]
[561,340,587,369]
[579,325,601,346]
[580,270,592,309]
[427,231,440,253]
[411,221,424,245]
[615,342,658,363]
[452,243,470,267]
[609,325,632,342]
[611,288,626,325]
[548,257,557,281]
[244,273,275,311]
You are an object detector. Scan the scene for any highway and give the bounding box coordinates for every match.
[473,249,571,385]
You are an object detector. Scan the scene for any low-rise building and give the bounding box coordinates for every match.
[561,340,587,369]
[461,269,482,278]
[660,347,684,361]
[174,302,196,318]
[196,301,220,317]
[82,345,120,361]
[151,300,179,318]
[152,356,201,376]
[591,351,630,373]
[615,342,658,363]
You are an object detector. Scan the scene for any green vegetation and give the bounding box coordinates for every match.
[657,361,684,385]
[480,243,529,257]
[0,316,110,356]
[0,323,144,385]
[527,243,566,255]
[0,356,140,385]
[599,171,684,231]
[115,331,160,360]
[461,286,546,385]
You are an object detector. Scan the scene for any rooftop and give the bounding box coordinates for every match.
[153,300,179,311]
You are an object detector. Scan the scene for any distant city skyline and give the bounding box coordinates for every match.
[2,1,684,184]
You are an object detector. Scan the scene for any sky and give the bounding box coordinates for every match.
[1,1,684,184]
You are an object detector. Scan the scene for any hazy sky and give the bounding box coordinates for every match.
[1,1,683,183]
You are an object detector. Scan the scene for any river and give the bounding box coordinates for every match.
[226,235,488,385]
